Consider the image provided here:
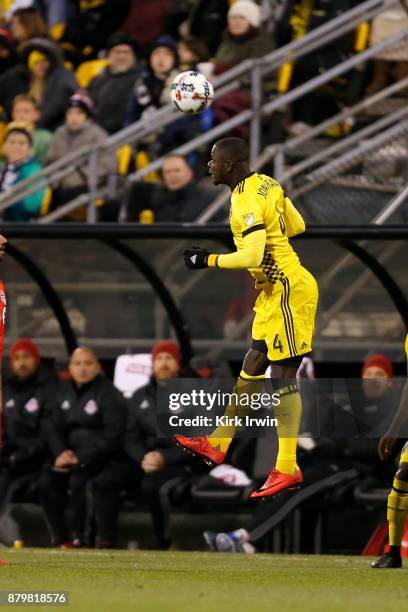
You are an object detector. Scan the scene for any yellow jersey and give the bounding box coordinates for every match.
[225,173,305,288]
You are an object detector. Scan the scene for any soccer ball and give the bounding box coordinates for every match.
[170,71,214,114]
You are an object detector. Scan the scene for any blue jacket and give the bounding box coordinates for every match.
[0,158,45,222]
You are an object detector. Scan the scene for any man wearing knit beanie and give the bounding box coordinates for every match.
[151,340,181,381]
[1,337,57,547]
[125,340,204,549]
[9,338,40,380]
[362,354,393,400]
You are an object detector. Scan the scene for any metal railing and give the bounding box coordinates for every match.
[0,0,403,222]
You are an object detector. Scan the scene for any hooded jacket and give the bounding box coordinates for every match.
[0,38,78,129]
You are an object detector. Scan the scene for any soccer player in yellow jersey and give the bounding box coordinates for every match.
[175,137,318,497]
[372,335,408,568]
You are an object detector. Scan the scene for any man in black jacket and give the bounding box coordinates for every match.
[87,32,141,135]
[0,339,56,520]
[39,347,127,548]
[127,155,214,223]
[124,341,204,549]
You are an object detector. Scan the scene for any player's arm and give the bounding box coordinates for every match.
[283,197,306,237]
[184,194,266,270]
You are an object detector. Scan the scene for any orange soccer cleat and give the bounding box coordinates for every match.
[250,468,303,498]
[174,436,225,466]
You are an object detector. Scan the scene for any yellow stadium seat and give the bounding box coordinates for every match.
[116,145,133,176]
[40,187,53,216]
[135,150,161,183]
[76,59,110,88]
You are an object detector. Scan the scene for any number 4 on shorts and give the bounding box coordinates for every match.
[273,334,284,353]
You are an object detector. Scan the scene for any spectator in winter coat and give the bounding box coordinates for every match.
[0,123,45,222]
[11,94,52,164]
[127,154,214,222]
[39,347,128,548]
[87,32,141,135]
[212,1,275,131]
[124,35,178,127]
[0,338,56,508]
[0,38,77,129]
[214,0,274,71]
[47,90,115,216]
[10,6,49,47]
[124,341,205,549]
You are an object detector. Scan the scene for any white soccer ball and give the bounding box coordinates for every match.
[170,71,214,114]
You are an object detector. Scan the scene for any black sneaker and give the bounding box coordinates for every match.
[371,552,402,568]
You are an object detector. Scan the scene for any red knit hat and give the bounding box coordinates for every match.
[151,341,180,366]
[10,338,40,365]
[362,354,393,379]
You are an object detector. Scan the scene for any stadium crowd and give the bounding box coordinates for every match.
[0,0,407,221]
[0,336,403,554]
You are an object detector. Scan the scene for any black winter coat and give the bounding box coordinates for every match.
[48,374,126,466]
[2,365,57,466]
[0,38,77,129]
[87,65,141,134]
[124,379,190,466]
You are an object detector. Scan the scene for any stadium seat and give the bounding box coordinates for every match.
[76,59,110,88]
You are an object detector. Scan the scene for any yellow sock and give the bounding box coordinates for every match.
[275,385,302,475]
[208,371,265,454]
[387,477,408,546]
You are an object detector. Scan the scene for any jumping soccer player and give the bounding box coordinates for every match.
[176,138,318,498]
[372,335,408,569]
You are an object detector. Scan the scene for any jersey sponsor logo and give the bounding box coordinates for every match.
[84,400,98,415]
[25,398,39,413]
[140,399,149,410]
[242,213,254,227]
[61,400,70,410]
[5,398,15,408]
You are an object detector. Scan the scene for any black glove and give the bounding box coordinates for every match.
[184,246,211,270]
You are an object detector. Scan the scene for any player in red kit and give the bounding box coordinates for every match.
[0,233,7,565]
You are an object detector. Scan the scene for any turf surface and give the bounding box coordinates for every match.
[0,550,406,612]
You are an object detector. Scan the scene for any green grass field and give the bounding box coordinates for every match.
[0,549,406,612]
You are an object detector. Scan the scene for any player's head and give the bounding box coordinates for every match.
[10,338,40,380]
[361,354,393,399]
[69,346,101,386]
[208,138,249,186]
[0,233,6,261]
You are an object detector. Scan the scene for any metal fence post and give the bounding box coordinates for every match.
[274,147,285,181]
[250,63,262,164]
[87,149,99,223]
